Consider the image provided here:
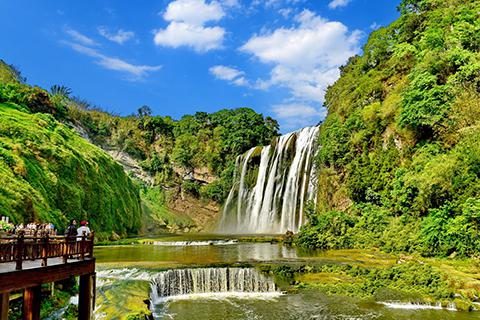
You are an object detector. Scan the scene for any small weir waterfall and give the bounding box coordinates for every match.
[220,126,319,234]
[150,268,277,301]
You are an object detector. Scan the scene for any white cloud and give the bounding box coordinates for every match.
[238,9,361,130]
[154,22,225,52]
[271,103,325,130]
[163,0,224,25]
[65,28,98,46]
[278,8,293,18]
[209,65,248,86]
[221,0,240,7]
[154,0,228,52]
[328,0,351,9]
[98,27,135,44]
[66,42,161,80]
[241,10,360,69]
[370,22,381,30]
[251,0,304,8]
[265,65,340,102]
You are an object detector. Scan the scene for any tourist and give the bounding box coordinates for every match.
[77,220,91,239]
[65,219,77,258]
[65,220,77,238]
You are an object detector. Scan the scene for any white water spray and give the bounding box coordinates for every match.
[150,267,278,302]
[220,126,319,234]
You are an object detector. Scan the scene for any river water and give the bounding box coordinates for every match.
[95,238,480,320]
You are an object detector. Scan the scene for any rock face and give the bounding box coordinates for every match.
[105,149,155,185]
[69,122,154,185]
[173,166,217,184]
[69,121,220,232]
[169,191,220,232]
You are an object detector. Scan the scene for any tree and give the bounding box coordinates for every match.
[137,105,152,118]
[398,0,430,14]
[50,85,72,97]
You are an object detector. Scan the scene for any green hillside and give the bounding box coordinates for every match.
[0,102,141,237]
[298,0,480,257]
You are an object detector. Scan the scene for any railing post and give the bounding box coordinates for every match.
[32,230,37,261]
[23,285,41,320]
[80,232,86,261]
[78,273,95,320]
[41,234,49,267]
[63,235,69,263]
[89,232,95,258]
[16,232,24,271]
[0,291,9,320]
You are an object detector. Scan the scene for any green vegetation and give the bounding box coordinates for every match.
[95,279,151,319]
[69,104,278,202]
[260,250,480,311]
[140,186,195,233]
[298,0,480,258]
[0,102,141,238]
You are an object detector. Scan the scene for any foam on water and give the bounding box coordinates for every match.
[153,291,283,303]
[380,301,457,311]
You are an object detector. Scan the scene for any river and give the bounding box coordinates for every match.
[93,236,480,320]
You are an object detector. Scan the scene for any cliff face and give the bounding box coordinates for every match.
[299,0,480,257]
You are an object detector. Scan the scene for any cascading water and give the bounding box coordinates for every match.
[219,126,319,234]
[150,267,278,302]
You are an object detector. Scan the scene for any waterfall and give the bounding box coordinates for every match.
[150,267,277,301]
[220,126,319,234]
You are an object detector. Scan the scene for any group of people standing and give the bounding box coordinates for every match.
[0,217,91,239]
[0,217,57,236]
[65,219,91,238]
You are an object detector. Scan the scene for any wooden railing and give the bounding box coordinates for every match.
[0,231,94,270]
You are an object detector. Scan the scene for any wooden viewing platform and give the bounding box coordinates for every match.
[0,232,95,320]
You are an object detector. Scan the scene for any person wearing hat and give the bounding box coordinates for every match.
[77,220,91,239]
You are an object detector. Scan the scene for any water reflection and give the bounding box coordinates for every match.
[96,242,299,266]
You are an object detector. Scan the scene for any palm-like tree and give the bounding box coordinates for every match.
[50,85,72,97]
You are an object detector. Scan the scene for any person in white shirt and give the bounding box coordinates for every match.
[77,220,91,239]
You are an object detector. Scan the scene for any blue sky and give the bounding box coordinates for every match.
[0,0,400,132]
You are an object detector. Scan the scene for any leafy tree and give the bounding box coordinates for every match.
[137,105,152,118]
[399,71,451,138]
